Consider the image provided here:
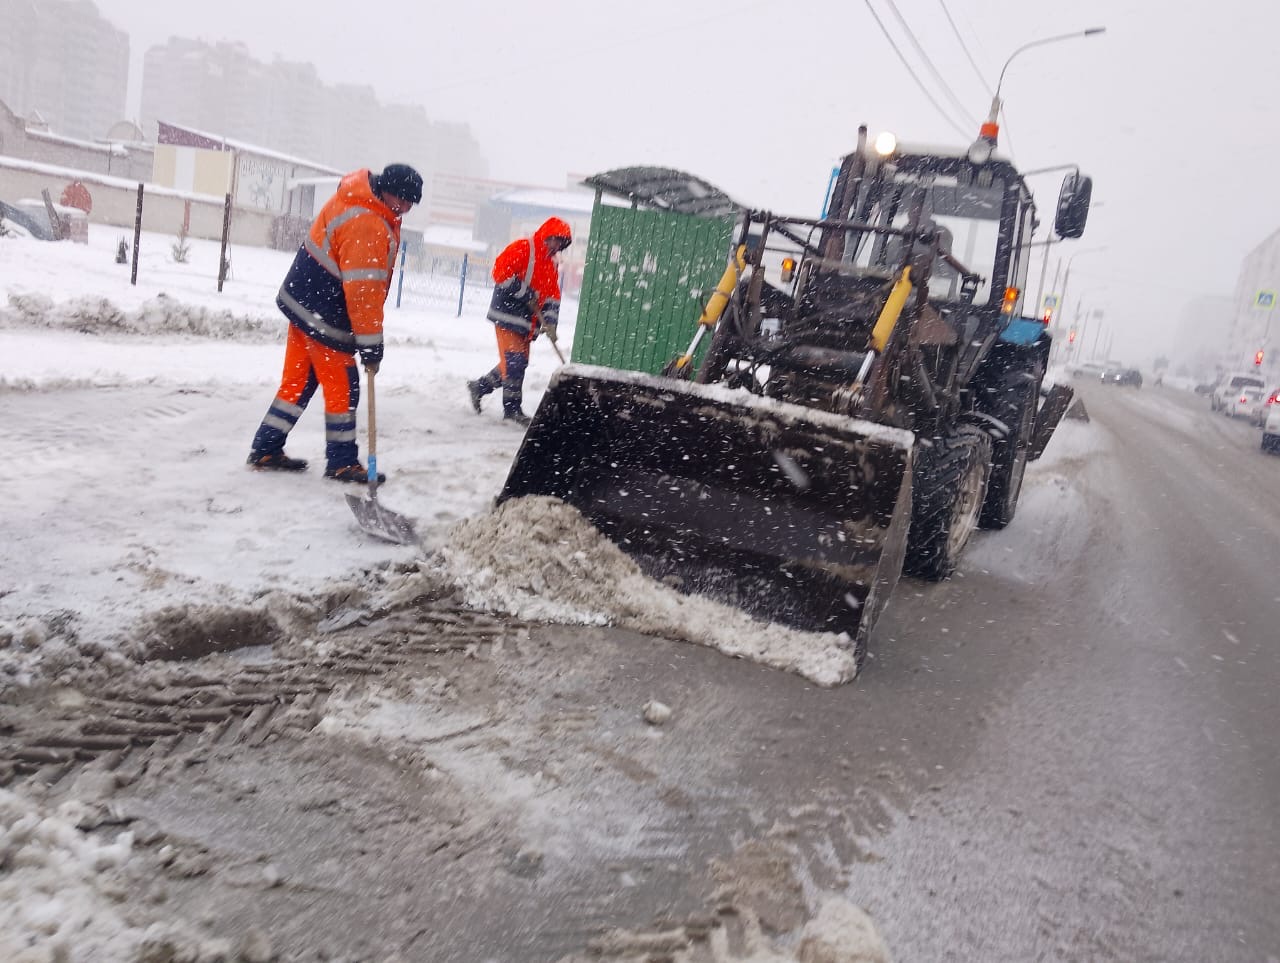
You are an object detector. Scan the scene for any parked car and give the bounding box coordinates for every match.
[1068,361,1114,382]
[0,200,54,240]
[1223,384,1266,420]
[1101,366,1143,387]
[1254,387,1280,427]
[1210,372,1266,412]
[1262,393,1280,453]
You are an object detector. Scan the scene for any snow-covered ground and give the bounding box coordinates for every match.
[1,225,867,694]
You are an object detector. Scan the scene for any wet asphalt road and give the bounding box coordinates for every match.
[775,381,1280,961]
[506,380,1280,961]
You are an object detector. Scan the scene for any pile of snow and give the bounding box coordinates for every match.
[1,291,281,341]
[0,789,218,961]
[437,497,861,686]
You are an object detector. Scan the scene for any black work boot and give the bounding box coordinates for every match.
[324,463,387,484]
[501,378,527,425]
[468,370,500,414]
[466,380,484,414]
[247,450,308,472]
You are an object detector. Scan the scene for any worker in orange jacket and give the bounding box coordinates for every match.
[247,164,421,481]
[467,217,572,425]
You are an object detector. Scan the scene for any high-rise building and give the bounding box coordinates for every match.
[139,37,487,185]
[0,0,128,141]
[1227,229,1280,372]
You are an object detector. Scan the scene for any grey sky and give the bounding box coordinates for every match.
[91,0,1280,365]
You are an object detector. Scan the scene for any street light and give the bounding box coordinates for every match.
[1059,246,1108,333]
[971,27,1107,158]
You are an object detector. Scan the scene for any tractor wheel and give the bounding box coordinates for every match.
[979,378,1040,530]
[904,424,993,580]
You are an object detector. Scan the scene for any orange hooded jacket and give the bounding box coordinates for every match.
[485,216,570,337]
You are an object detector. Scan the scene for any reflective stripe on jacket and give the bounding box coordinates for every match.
[277,169,402,363]
[485,217,567,335]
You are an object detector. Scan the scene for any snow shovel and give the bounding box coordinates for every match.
[345,367,419,546]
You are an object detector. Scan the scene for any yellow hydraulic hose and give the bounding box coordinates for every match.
[870,266,912,353]
[698,245,748,326]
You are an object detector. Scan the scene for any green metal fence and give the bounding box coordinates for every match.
[572,201,735,375]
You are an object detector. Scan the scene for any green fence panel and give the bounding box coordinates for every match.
[573,202,735,375]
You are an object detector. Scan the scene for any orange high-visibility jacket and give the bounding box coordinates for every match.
[276,169,403,365]
[485,217,569,336]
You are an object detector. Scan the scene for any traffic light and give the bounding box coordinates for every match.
[1255,349,1265,366]
[1068,329,1077,344]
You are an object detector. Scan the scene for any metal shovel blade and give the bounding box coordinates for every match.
[345,492,419,546]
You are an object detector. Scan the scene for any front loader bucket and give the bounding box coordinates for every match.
[499,365,914,649]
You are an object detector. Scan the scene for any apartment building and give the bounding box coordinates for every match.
[139,37,487,184]
[0,0,128,141]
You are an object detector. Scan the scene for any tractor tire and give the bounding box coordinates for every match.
[903,424,993,581]
[979,379,1039,530]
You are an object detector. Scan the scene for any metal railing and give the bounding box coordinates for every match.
[392,243,493,317]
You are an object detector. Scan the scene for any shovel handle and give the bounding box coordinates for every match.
[365,366,378,498]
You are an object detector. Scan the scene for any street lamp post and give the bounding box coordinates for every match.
[973,28,1105,318]
[1059,246,1108,338]
[978,27,1107,150]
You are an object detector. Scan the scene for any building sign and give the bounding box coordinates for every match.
[235,154,289,212]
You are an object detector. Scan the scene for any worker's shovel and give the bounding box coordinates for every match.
[345,367,419,546]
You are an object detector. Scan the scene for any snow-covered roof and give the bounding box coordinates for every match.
[491,187,597,215]
[157,121,341,175]
[419,224,488,253]
[27,129,129,156]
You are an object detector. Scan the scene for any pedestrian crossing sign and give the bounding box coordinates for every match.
[1256,290,1276,309]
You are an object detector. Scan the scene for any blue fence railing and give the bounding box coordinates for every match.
[393,245,494,317]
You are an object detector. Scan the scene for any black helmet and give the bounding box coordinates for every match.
[374,163,423,205]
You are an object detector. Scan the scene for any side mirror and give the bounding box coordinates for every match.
[1055,173,1092,239]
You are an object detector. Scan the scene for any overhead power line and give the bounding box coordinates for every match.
[936,0,993,95]
[885,0,979,125]
[933,0,1017,160]
[862,0,972,141]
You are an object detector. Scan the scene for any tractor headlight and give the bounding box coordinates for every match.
[967,137,995,166]
[874,131,898,157]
